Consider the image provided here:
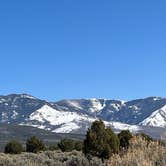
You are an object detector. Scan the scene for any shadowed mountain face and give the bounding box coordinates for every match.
[0,94,166,137]
[0,94,48,123]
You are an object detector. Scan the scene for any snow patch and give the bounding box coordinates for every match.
[1,112,8,122]
[21,94,36,99]
[153,97,161,101]
[107,121,140,132]
[11,110,18,119]
[53,122,80,133]
[88,99,106,113]
[66,101,82,110]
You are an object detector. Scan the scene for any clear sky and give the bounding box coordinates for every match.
[0,0,166,101]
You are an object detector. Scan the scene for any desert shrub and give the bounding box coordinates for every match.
[118,130,132,149]
[4,140,23,154]
[58,139,75,152]
[90,157,107,166]
[48,143,60,151]
[84,120,119,159]
[66,156,89,166]
[74,141,83,151]
[26,136,45,153]
[57,139,83,152]
[0,150,108,166]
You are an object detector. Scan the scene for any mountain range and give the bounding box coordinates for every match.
[0,94,166,139]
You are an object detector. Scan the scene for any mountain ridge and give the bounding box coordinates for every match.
[0,93,166,138]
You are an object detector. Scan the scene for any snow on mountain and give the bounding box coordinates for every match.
[29,105,95,125]
[55,98,108,115]
[63,98,107,112]
[21,104,141,134]
[106,121,140,132]
[65,100,83,110]
[53,122,81,133]
[140,105,166,127]
[88,98,106,113]
[20,94,37,100]
[23,105,96,133]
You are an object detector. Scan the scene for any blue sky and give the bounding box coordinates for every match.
[0,0,166,101]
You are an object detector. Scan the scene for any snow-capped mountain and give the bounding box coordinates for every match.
[0,94,166,137]
[21,104,140,134]
[140,105,166,127]
[22,105,96,133]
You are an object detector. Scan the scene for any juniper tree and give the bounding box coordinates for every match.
[83,120,119,159]
[4,140,23,154]
[118,130,132,149]
[26,136,45,153]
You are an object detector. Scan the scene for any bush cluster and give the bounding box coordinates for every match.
[58,139,83,152]
[4,136,45,154]
[26,136,45,153]
[4,140,23,154]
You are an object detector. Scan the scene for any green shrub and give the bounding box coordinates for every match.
[58,139,75,152]
[118,130,132,149]
[57,139,83,152]
[106,128,119,154]
[26,136,45,153]
[83,120,119,159]
[48,143,60,151]
[74,141,83,151]
[4,140,23,154]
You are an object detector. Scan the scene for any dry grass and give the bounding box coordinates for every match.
[109,136,166,166]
